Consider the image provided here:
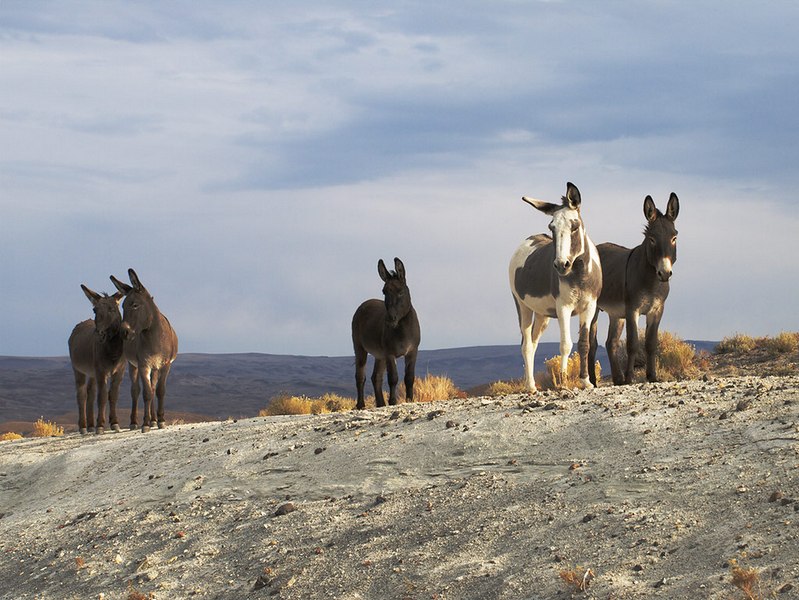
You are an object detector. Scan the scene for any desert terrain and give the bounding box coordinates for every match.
[1,361,797,599]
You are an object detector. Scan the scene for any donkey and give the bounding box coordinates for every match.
[68,286,126,434]
[111,269,178,432]
[588,193,679,385]
[509,182,602,391]
[352,258,421,410]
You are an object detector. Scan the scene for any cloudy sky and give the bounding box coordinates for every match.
[2,1,798,357]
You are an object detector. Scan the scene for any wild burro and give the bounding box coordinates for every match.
[352,257,421,410]
[589,193,680,385]
[509,182,602,392]
[68,285,126,434]
[111,269,178,432]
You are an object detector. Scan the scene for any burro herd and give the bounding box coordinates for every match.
[69,183,679,434]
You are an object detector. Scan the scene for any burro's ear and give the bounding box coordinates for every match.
[81,284,101,306]
[643,195,657,222]
[521,196,560,215]
[666,193,680,221]
[378,259,390,282]
[565,182,582,209]
[112,291,124,303]
[128,268,144,292]
[394,257,406,282]
[110,275,132,295]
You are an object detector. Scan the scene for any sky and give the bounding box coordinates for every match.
[2,1,798,357]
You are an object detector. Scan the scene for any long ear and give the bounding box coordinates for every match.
[666,193,680,221]
[377,259,390,282]
[565,182,581,209]
[128,268,144,292]
[643,195,658,222]
[394,257,406,282]
[521,196,560,215]
[110,275,132,295]
[112,291,124,303]
[81,284,101,306]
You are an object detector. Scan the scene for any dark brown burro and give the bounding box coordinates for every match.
[589,193,680,385]
[111,269,178,432]
[352,258,421,410]
[68,286,126,434]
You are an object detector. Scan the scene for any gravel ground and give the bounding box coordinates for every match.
[1,375,798,599]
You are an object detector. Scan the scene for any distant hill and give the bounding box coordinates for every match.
[0,341,717,430]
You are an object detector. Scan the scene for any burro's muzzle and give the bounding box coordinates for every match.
[121,322,136,341]
[656,257,673,282]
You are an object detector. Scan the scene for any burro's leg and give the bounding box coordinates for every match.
[74,370,89,435]
[624,309,642,384]
[386,357,399,406]
[644,308,664,383]
[128,363,140,430]
[354,346,368,410]
[577,300,597,389]
[606,317,625,385]
[403,350,418,403]
[138,365,154,433]
[371,359,387,408]
[556,303,574,387]
[154,364,171,428]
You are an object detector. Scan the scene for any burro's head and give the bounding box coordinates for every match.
[378,257,412,328]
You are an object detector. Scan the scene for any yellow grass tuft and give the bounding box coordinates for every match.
[559,565,595,592]
[535,353,601,390]
[715,333,757,354]
[30,417,64,438]
[260,393,359,416]
[759,331,799,355]
[657,331,702,380]
[401,374,463,403]
[730,560,765,600]
[0,432,23,441]
[486,379,529,396]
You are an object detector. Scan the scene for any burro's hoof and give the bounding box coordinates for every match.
[157,421,166,429]
[129,424,138,431]
[141,425,150,433]
[79,428,88,435]
[111,424,121,432]
[95,427,105,435]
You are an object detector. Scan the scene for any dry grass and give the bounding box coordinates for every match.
[0,432,23,441]
[716,333,758,354]
[657,331,703,380]
[730,560,765,600]
[535,353,601,390]
[486,379,529,396]
[760,331,799,355]
[559,566,595,593]
[259,393,358,416]
[260,375,462,416]
[400,373,463,403]
[30,417,64,438]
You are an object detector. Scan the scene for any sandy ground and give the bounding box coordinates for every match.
[1,375,798,599]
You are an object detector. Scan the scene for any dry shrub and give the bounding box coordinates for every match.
[0,432,23,441]
[260,393,358,416]
[401,374,463,403]
[759,331,799,355]
[730,560,765,600]
[657,331,701,380]
[716,333,757,354]
[559,566,594,592]
[535,353,601,390]
[31,417,64,438]
[486,379,528,396]
[126,583,153,600]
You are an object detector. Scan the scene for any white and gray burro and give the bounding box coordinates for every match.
[509,182,602,392]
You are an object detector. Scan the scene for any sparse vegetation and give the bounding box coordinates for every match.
[730,560,765,600]
[486,378,528,396]
[657,331,704,380]
[559,565,594,593]
[761,331,799,355]
[716,333,758,355]
[0,431,23,441]
[259,393,358,416]
[400,373,463,403]
[535,353,601,390]
[30,417,64,438]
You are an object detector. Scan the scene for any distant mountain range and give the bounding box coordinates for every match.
[0,341,718,430]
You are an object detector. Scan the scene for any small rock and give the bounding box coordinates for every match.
[389,411,401,420]
[445,420,459,429]
[778,583,794,594]
[543,402,559,411]
[314,447,326,455]
[427,410,445,420]
[736,399,752,412]
[653,578,667,588]
[274,503,296,517]
[202,438,210,443]
[582,513,596,523]
[769,491,784,503]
